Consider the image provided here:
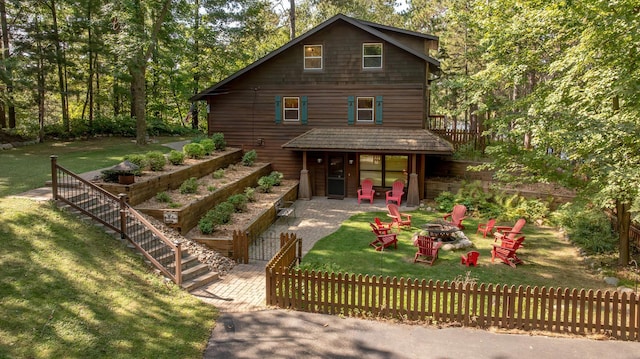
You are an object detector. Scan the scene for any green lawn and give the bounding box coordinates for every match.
[0,136,187,197]
[0,136,218,358]
[301,210,611,290]
[0,197,216,358]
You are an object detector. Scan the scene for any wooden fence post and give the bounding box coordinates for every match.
[50,155,58,200]
[119,194,127,240]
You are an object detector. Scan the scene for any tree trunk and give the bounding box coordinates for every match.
[289,0,296,40]
[36,16,45,143]
[617,200,631,266]
[192,0,199,130]
[130,60,147,144]
[0,0,16,128]
[50,0,70,132]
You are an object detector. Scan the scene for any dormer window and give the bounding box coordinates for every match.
[363,43,382,69]
[304,45,323,70]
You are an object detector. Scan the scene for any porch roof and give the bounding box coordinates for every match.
[281,127,454,154]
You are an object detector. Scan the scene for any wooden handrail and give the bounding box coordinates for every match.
[50,156,182,286]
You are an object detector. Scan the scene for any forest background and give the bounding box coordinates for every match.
[0,0,638,263]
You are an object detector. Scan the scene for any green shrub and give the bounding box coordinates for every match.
[435,191,455,212]
[211,132,226,151]
[269,171,283,186]
[207,185,217,192]
[124,154,147,173]
[199,139,215,155]
[179,177,199,194]
[550,202,616,254]
[258,175,276,193]
[145,151,166,171]
[169,202,182,209]
[242,150,257,166]
[183,143,205,159]
[198,211,217,234]
[244,187,256,202]
[156,191,171,203]
[168,150,185,165]
[227,194,248,212]
[214,202,235,224]
[213,168,225,179]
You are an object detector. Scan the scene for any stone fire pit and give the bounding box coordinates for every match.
[412,220,473,251]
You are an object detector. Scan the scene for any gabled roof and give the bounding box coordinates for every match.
[281,127,454,154]
[191,14,440,101]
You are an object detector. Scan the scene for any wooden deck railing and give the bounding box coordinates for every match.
[50,156,182,286]
[266,234,640,341]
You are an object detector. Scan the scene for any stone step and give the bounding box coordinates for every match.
[181,271,220,292]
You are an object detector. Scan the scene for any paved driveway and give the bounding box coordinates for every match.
[204,309,640,359]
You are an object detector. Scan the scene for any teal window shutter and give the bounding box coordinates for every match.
[347,96,355,125]
[301,96,308,124]
[275,96,282,124]
[375,96,383,125]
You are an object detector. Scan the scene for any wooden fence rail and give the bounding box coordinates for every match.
[265,237,640,341]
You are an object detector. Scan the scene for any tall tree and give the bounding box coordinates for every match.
[108,0,172,144]
[0,0,15,128]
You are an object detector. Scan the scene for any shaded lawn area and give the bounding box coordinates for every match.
[0,136,189,197]
[301,210,612,291]
[0,198,216,358]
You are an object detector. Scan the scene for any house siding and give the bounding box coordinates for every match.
[203,17,442,199]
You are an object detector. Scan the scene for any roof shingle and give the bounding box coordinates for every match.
[281,127,454,154]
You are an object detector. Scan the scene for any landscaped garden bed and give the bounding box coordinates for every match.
[96,147,243,205]
[186,180,298,256]
[135,162,273,234]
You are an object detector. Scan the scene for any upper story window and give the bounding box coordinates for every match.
[304,45,323,70]
[357,97,374,123]
[363,43,382,69]
[283,97,300,121]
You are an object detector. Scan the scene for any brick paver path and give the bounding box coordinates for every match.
[191,197,399,312]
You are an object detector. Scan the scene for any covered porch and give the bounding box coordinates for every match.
[282,127,454,206]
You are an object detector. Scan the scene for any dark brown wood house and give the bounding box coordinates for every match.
[191,14,454,204]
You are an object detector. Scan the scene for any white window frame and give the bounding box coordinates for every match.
[304,45,323,70]
[362,43,383,69]
[356,97,374,123]
[283,97,300,122]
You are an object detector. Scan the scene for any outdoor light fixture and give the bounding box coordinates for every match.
[317,158,323,164]
[257,138,265,146]
[348,159,354,165]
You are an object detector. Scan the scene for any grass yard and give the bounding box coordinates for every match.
[301,210,612,291]
[0,136,187,197]
[0,198,216,358]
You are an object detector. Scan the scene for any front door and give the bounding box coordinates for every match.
[327,155,345,199]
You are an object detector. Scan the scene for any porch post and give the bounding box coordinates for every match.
[407,154,419,207]
[298,151,311,200]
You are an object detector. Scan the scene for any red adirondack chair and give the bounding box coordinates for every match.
[476,218,496,238]
[443,204,467,229]
[374,217,393,234]
[491,236,525,267]
[386,203,412,230]
[493,218,526,242]
[385,180,405,206]
[369,223,398,251]
[413,235,442,265]
[357,178,375,204]
[461,251,480,267]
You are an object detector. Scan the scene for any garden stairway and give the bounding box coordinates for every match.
[50,158,218,291]
[57,188,219,291]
